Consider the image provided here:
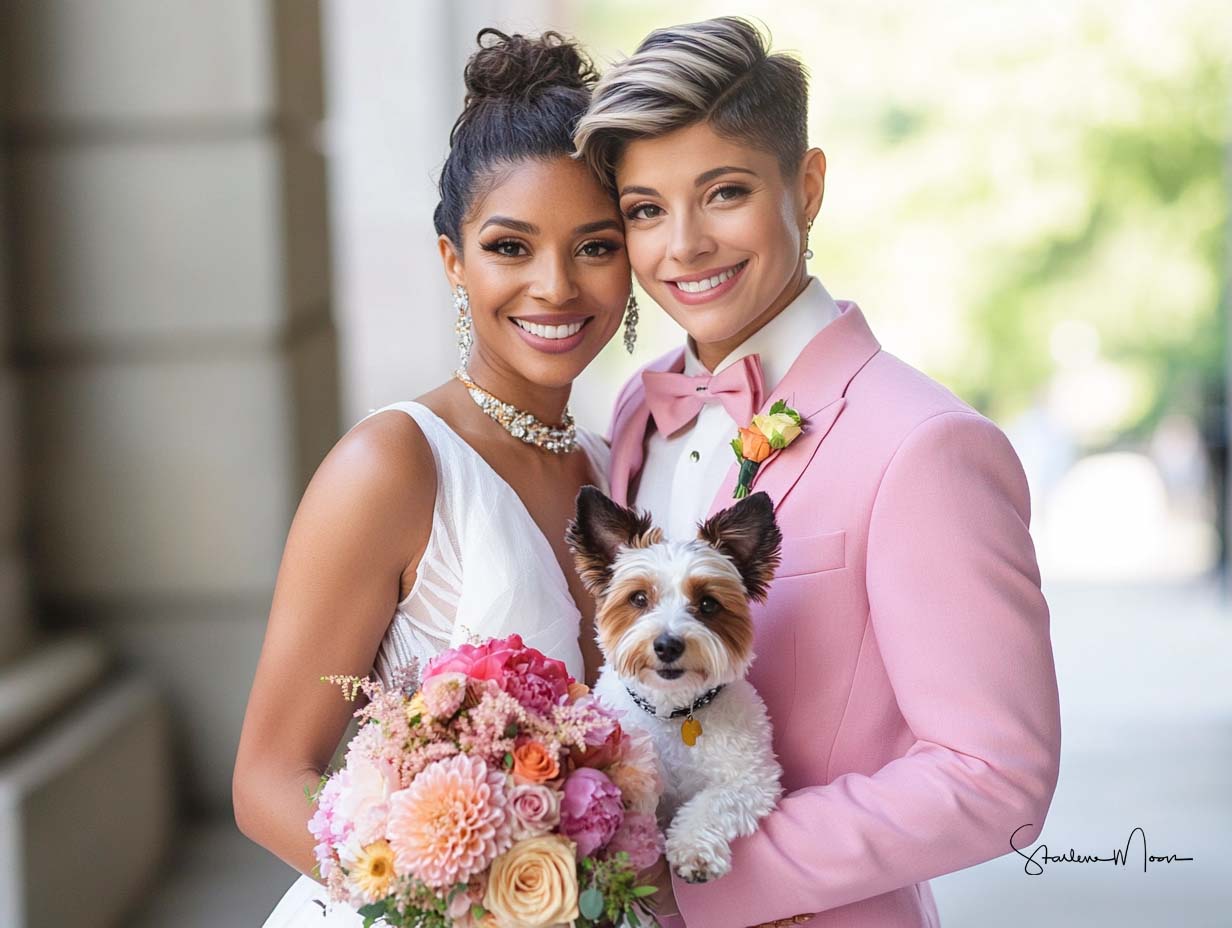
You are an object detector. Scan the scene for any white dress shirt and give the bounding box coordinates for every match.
[634,277,842,539]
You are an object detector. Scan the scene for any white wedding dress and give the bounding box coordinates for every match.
[261,400,609,926]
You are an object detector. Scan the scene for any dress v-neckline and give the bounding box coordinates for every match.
[408,402,584,617]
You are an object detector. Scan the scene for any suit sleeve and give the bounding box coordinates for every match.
[672,410,1062,927]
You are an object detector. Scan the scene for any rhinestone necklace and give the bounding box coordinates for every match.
[453,368,579,454]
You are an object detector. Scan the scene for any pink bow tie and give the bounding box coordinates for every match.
[643,354,765,437]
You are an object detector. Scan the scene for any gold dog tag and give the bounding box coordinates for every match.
[681,717,702,746]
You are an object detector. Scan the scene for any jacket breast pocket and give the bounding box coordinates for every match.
[776,530,846,578]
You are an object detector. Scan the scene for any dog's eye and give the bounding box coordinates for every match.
[698,596,720,615]
[629,590,649,609]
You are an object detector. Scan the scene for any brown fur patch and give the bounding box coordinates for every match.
[595,573,658,671]
[630,526,664,548]
[566,486,659,593]
[684,574,755,665]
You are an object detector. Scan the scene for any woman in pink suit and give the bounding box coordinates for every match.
[574,17,1061,928]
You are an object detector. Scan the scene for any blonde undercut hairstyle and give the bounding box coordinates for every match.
[573,16,809,186]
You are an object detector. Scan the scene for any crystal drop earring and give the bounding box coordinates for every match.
[453,285,472,369]
[623,292,640,354]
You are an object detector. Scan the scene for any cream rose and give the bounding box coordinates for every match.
[483,835,579,928]
[751,411,803,448]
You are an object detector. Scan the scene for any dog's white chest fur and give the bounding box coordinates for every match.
[566,486,787,882]
[595,669,783,881]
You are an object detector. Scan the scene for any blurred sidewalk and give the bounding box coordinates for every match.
[932,579,1232,926]
[129,579,1232,926]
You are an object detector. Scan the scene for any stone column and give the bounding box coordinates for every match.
[5,0,338,825]
[0,95,30,672]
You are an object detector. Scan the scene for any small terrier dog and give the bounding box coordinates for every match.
[566,486,784,883]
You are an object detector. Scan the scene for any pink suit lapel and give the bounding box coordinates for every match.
[706,301,882,518]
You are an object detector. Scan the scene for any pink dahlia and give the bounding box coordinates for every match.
[387,754,512,889]
[559,767,624,858]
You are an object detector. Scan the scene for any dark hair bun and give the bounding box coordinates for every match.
[463,28,597,108]
[435,29,600,243]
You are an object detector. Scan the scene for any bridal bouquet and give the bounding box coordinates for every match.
[308,634,664,928]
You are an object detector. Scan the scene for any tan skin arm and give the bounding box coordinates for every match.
[232,411,434,878]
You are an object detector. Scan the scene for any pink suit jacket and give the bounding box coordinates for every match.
[608,302,1061,928]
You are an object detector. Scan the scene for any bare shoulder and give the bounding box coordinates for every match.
[334,407,435,476]
[300,407,436,551]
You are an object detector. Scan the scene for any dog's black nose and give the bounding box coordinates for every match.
[653,633,685,664]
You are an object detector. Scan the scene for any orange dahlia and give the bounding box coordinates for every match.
[387,754,512,889]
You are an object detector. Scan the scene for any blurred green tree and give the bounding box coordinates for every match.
[577,0,1229,452]
[963,47,1227,445]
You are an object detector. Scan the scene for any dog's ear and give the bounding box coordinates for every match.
[697,491,783,601]
[566,486,659,594]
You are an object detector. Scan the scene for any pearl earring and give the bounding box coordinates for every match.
[803,219,815,261]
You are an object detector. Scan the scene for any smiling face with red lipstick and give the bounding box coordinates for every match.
[616,120,825,371]
[439,155,629,395]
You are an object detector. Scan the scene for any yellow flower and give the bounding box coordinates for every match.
[351,839,396,901]
[406,691,429,723]
[484,835,579,928]
[751,411,803,449]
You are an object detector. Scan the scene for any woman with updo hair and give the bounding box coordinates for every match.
[237,29,634,924]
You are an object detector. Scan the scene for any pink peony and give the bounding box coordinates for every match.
[503,645,572,712]
[422,634,529,685]
[387,754,512,889]
[603,812,665,871]
[503,671,560,714]
[423,635,572,713]
[559,767,624,858]
[507,782,562,839]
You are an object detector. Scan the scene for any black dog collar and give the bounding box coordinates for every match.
[625,683,726,720]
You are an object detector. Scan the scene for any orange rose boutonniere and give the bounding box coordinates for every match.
[730,399,805,498]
